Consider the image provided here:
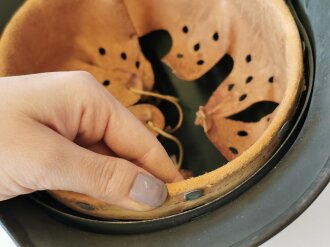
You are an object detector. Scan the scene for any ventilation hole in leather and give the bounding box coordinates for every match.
[229,147,238,155]
[239,94,247,101]
[227,101,279,123]
[177,53,184,58]
[197,60,204,66]
[182,26,189,34]
[237,131,248,137]
[121,52,127,60]
[267,117,271,122]
[135,61,140,69]
[246,54,252,63]
[213,32,219,41]
[139,30,172,60]
[103,80,110,86]
[99,47,106,56]
[228,84,235,91]
[246,76,253,84]
[198,54,234,96]
[269,76,274,83]
[194,43,200,51]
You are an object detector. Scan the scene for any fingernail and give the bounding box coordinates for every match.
[129,173,168,208]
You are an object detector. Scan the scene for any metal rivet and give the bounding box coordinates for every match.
[76,202,95,211]
[184,189,204,201]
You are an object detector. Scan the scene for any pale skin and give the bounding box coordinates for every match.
[0,71,183,211]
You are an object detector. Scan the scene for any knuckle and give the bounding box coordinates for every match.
[91,157,118,199]
[66,71,98,91]
[77,71,98,87]
[62,71,102,106]
[136,144,159,166]
[51,71,99,100]
[69,70,95,81]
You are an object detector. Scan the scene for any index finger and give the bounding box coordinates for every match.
[103,93,183,183]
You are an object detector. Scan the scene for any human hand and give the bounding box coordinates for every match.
[0,71,183,211]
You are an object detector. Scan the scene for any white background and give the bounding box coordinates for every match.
[263,184,329,247]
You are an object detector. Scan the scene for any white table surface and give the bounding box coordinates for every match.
[0,184,329,247]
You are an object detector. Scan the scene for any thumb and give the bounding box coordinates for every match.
[70,150,167,211]
[26,124,168,211]
[54,147,168,211]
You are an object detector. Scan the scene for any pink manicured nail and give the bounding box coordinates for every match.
[129,173,168,207]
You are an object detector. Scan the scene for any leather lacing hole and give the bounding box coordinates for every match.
[99,47,106,56]
[135,61,140,69]
[237,131,248,137]
[213,32,219,41]
[246,54,252,63]
[239,94,247,101]
[197,60,204,66]
[246,76,253,84]
[182,25,189,34]
[103,80,110,86]
[177,53,184,58]
[229,147,238,155]
[194,43,200,51]
[228,84,235,91]
[121,52,127,60]
[269,76,274,83]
